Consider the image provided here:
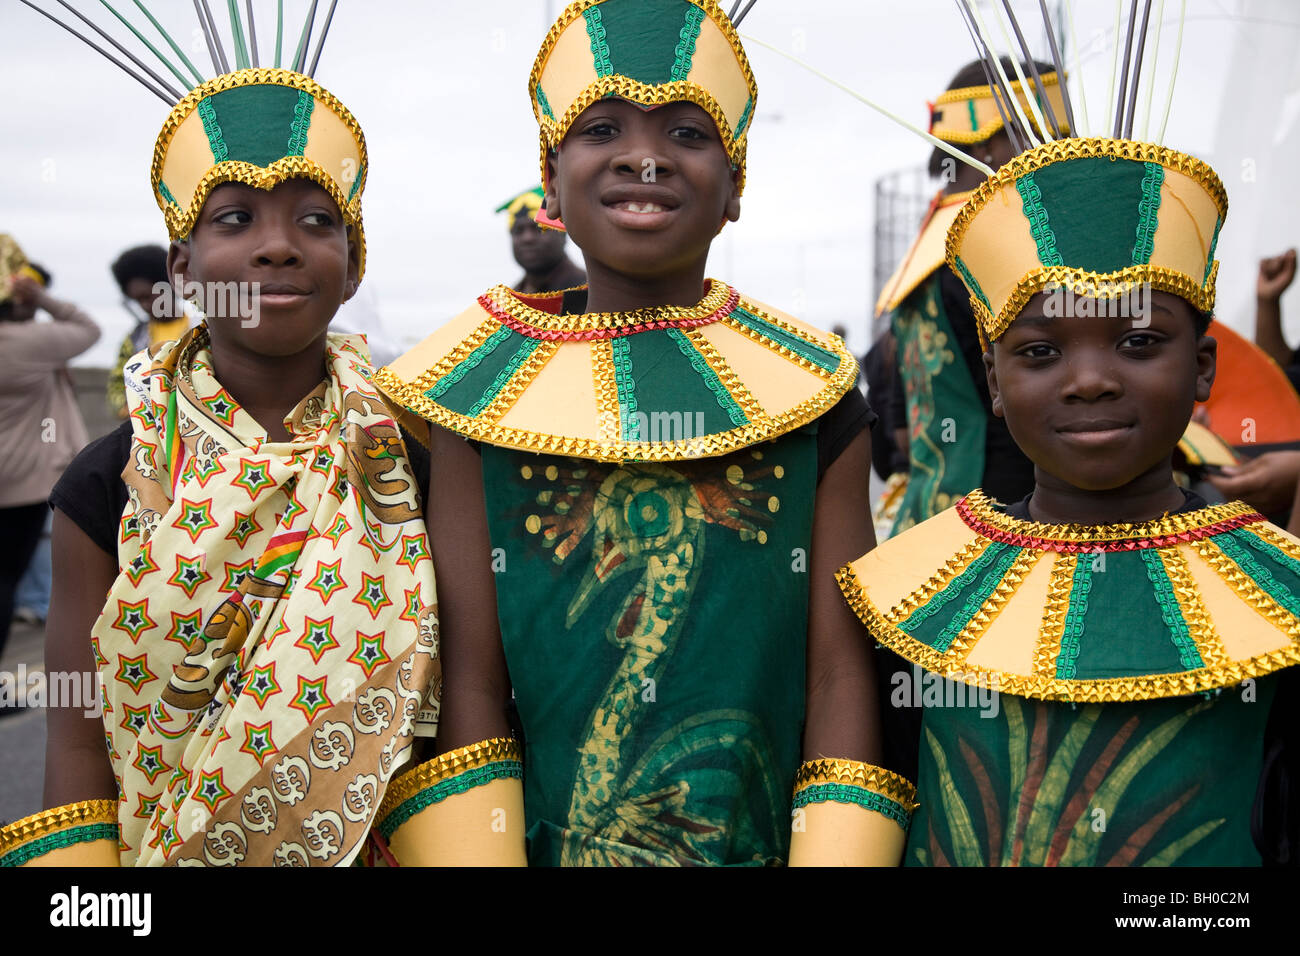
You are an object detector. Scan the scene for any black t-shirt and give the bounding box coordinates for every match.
[51,419,432,558]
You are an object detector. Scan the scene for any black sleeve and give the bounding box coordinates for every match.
[862,332,904,481]
[49,420,132,558]
[399,426,431,506]
[816,385,876,482]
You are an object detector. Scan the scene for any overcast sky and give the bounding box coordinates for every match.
[4,1,1299,367]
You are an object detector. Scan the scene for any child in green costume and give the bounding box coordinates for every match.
[375,0,915,867]
[839,9,1299,866]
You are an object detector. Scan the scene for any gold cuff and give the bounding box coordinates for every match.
[0,800,120,868]
[788,760,917,867]
[376,738,526,867]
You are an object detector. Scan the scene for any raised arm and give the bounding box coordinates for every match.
[1254,249,1297,369]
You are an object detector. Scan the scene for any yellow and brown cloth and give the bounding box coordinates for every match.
[97,328,439,865]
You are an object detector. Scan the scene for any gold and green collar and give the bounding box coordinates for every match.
[375,281,856,463]
[839,490,1300,703]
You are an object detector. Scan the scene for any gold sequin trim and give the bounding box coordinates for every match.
[1251,524,1300,564]
[720,315,836,381]
[374,293,858,463]
[681,327,766,420]
[1194,538,1300,639]
[376,738,521,821]
[0,799,118,855]
[960,489,1259,546]
[150,69,367,247]
[1157,545,1230,671]
[485,280,732,334]
[945,548,1042,664]
[967,263,1220,348]
[479,341,560,423]
[934,71,1061,107]
[1034,552,1075,676]
[886,536,990,625]
[836,562,1300,703]
[590,338,622,442]
[794,759,918,811]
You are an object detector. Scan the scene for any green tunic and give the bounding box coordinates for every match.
[480,431,817,866]
[890,276,985,535]
[907,677,1275,866]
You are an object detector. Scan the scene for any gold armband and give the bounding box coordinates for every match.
[0,800,120,867]
[375,737,526,867]
[788,759,917,867]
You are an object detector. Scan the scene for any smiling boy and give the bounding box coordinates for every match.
[839,135,1300,866]
[375,0,914,867]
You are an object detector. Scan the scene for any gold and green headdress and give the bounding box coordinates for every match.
[21,1,368,277]
[0,234,46,304]
[529,0,759,192]
[496,186,546,231]
[941,1,1225,348]
[931,71,1069,144]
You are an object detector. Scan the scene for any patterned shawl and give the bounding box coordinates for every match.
[95,327,440,866]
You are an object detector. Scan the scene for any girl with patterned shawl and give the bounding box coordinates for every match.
[0,3,439,867]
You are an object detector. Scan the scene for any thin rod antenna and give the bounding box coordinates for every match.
[964,0,1041,147]
[732,0,758,28]
[192,0,223,74]
[293,0,321,74]
[17,0,176,104]
[131,0,204,84]
[1138,0,1165,139]
[245,0,258,67]
[1106,0,1123,136]
[307,0,339,77]
[1122,0,1154,138]
[97,1,193,90]
[275,0,283,68]
[225,0,249,70]
[1001,0,1062,136]
[956,0,1024,153]
[198,0,230,74]
[729,1,742,18]
[741,32,994,176]
[1064,0,1089,135]
[1113,0,1139,137]
[54,0,185,100]
[1157,0,1186,141]
[987,0,1053,140]
[1038,0,1077,134]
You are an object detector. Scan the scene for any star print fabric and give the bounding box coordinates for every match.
[94,327,440,866]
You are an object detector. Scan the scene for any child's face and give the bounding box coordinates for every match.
[985,290,1216,492]
[545,99,740,283]
[168,179,358,358]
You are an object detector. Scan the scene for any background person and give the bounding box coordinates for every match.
[498,186,586,293]
[0,255,99,661]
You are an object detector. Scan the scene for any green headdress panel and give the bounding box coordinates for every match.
[153,69,368,276]
[947,139,1227,348]
[529,0,758,192]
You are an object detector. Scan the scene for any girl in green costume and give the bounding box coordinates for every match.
[840,6,1298,866]
[374,0,915,866]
